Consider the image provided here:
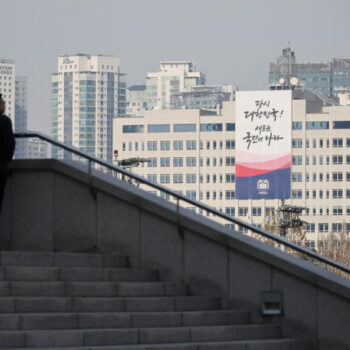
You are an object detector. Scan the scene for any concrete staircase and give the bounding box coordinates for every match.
[0,251,313,349]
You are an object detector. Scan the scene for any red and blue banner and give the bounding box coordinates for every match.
[235,91,291,199]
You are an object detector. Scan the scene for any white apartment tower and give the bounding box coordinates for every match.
[15,76,28,158]
[0,59,15,123]
[51,54,126,162]
[146,61,206,110]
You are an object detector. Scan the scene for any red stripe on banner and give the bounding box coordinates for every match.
[236,162,291,177]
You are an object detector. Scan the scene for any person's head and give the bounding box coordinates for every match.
[0,94,5,114]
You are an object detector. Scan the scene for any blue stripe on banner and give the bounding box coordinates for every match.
[236,167,291,199]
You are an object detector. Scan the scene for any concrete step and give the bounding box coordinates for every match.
[0,281,187,297]
[0,325,281,348]
[0,310,250,330]
[0,296,221,313]
[0,266,159,282]
[0,251,128,268]
[0,338,314,349]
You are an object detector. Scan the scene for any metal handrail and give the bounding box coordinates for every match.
[15,131,350,275]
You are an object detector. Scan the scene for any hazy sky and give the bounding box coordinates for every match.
[1,0,350,132]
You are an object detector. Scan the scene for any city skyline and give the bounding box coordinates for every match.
[1,0,350,132]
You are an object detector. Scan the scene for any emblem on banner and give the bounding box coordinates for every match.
[257,179,269,195]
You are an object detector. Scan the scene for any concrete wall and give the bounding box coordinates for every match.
[0,159,349,350]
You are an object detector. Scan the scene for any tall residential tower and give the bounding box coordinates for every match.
[51,54,126,162]
[146,61,206,110]
[0,59,15,123]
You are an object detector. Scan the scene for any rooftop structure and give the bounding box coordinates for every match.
[269,47,350,98]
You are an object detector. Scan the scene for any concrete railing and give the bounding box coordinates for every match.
[0,159,350,350]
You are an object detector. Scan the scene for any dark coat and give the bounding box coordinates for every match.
[0,113,16,172]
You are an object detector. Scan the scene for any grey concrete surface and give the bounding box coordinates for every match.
[0,159,349,349]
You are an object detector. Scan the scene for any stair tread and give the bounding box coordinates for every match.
[0,337,313,350]
[0,324,280,332]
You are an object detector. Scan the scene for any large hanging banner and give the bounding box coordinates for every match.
[236,90,291,199]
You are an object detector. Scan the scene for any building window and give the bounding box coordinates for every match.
[333,121,350,129]
[226,123,235,131]
[173,174,183,183]
[305,224,315,233]
[333,207,343,216]
[292,155,302,165]
[186,191,196,200]
[226,140,235,149]
[333,138,343,148]
[186,174,196,183]
[147,141,157,150]
[252,207,262,216]
[160,140,170,150]
[147,174,157,183]
[123,125,144,133]
[333,172,343,182]
[225,190,235,199]
[306,121,329,129]
[333,189,343,199]
[173,140,183,150]
[160,157,170,167]
[225,207,235,216]
[148,124,170,133]
[292,139,302,148]
[333,155,343,165]
[160,174,170,184]
[292,172,302,182]
[200,123,222,132]
[174,123,196,132]
[225,173,235,183]
[332,223,343,233]
[173,157,183,167]
[148,157,157,167]
[292,121,302,130]
[186,140,196,150]
[292,190,302,199]
[186,157,196,166]
[238,207,248,216]
[319,223,329,233]
[226,157,235,166]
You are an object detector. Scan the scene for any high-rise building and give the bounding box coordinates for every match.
[51,54,126,162]
[0,60,29,159]
[14,76,28,158]
[126,85,147,117]
[113,92,350,249]
[26,139,48,159]
[146,61,206,110]
[269,47,350,98]
[0,59,15,123]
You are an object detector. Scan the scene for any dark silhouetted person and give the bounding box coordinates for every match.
[0,93,16,216]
